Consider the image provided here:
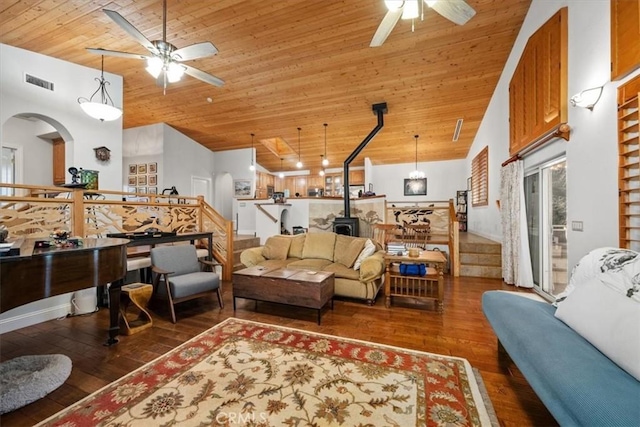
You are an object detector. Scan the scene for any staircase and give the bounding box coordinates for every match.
[233,234,261,271]
[459,233,502,278]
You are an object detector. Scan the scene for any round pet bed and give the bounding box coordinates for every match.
[0,354,72,414]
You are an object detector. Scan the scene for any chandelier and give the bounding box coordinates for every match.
[77,56,122,122]
[409,134,425,179]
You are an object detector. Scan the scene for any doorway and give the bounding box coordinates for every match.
[191,176,212,205]
[524,157,567,297]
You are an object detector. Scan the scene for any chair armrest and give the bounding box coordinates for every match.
[151,265,173,275]
[359,251,385,282]
[198,259,222,267]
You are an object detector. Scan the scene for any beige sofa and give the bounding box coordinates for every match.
[240,232,385,305]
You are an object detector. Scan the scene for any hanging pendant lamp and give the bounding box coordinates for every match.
[296,127,303,169]
[409,134,425,179]
[78,55,122,122]
[322,123,329,167]
[319,155,325,176]
[249,133,256,171]
[279,158,285,178]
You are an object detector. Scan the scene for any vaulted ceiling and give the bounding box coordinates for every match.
[0,0,531,175]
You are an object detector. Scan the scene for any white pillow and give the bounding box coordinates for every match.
[555,277,640,381]
[353,239,376,271]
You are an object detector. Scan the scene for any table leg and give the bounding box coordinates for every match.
[437,262,444,312]
[106,279,123,346]
[384,261,391,308]
[233,296,237,311]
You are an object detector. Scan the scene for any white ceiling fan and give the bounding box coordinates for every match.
[87,0,224,91]
[370,0,476,47]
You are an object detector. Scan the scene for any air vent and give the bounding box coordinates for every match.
[24,73,54,91]
[452,118,463,142]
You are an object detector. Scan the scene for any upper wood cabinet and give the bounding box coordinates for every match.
[349,169,364,185]
[509,8,568,155]
[611,0,640,81]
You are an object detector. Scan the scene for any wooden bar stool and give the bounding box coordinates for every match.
[120,283,153,335]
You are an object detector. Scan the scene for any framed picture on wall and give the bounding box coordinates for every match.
[128,164,137,175]
[404,178,427,196]
[148,187,157,194]
[137,164,147,174]
[137,175,147,186]
[148,162,157,173]
[234,179,251,197]
[148,175,157,186]
[137,187,147,193]
[128,176,137,186]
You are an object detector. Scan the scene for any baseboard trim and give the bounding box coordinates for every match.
[0,303,71,334]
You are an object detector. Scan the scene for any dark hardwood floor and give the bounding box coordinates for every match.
[0,276,558,426]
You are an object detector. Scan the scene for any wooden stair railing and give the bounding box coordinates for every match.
[0,183,234,281]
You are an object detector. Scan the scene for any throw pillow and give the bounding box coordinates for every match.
[301,232,337,261]
[262,236,291,260]
[334,235,366,268]
[353,239,376,270]
[555,276,640,381]
[288,234,306,259]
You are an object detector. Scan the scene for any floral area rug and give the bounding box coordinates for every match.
[37,318,495,426]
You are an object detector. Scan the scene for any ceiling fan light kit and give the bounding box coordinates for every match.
[371,0,476,47]
[77,55,122,122]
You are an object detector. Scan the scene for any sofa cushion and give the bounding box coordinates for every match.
[353,239,376,270]
[555,277,640,381]
[288,234,306,259]
[287,258,333,270]
[262,236,291,260]
[324,262,360,280]
[301,232,336,261]
[334,235,366,268]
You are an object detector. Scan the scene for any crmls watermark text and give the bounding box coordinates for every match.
[216,412,269,424]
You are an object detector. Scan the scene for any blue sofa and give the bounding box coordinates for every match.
[482,291,640,427]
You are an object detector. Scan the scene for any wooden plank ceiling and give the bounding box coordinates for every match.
[0,0,531,175]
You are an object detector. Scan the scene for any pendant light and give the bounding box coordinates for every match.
[409,134,425,179]
[279,158,285,178]
[249,133,256,171]
[319,155,325,176]
[296,127,303,169]
[322,123,329,167]
[77,55,122,122]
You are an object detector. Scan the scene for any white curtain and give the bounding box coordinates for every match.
[500,160,533,287]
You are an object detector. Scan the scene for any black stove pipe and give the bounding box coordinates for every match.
[343,102,387,217]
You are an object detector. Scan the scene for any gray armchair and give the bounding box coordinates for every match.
[150,245,223,323]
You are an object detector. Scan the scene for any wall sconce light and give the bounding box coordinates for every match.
[78,55,122,122]
[570,86,604,110]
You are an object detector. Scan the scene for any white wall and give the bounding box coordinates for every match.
[123,123,163,192]
[371,159,467,202]
[1,44,124,191]
[464,1,640,268]
[0,43,124,333]
[3,116,53,185]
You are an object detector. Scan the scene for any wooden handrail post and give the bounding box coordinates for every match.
[72,189,85,237]
[197,195,204,231]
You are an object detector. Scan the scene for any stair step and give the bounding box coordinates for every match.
[460,242,501,254]
[460,264,502,279]
[460,252,502,267]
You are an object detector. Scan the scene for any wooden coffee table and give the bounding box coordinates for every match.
[232,266,335,324]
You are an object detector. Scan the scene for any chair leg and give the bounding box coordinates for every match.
[165,281,177,323]
[216,287,224,309]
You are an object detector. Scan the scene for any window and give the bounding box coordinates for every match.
[471,146,488,207]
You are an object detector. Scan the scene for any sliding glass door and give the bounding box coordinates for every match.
[524,158,567,297]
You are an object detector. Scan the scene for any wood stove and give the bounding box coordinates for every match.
[333,217,359,236]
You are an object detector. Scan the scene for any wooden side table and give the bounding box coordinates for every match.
[120,283,153,335]
[384,250,446,311]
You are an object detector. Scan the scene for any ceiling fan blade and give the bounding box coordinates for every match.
[370,8,403,47]
[103,9,158,54]
[428,0,476,25]
[183,64,225,87]
[171,42,218,61]
[86,47,148,60]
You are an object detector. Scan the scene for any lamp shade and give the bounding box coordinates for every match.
[79,100,122,122]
